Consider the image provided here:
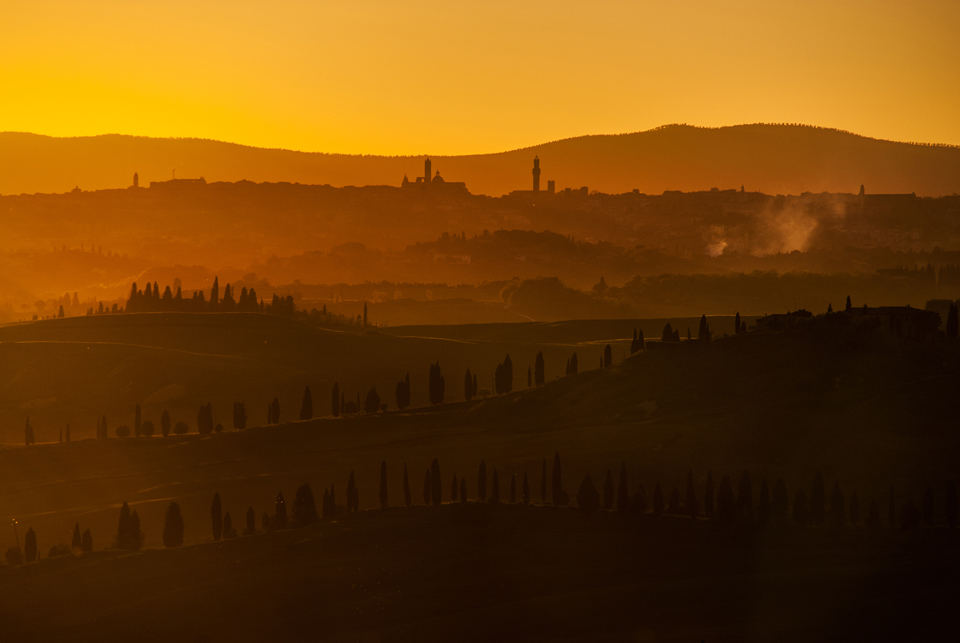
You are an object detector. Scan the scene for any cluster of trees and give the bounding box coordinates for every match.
[197,403,217,435]
[428,362,445,405]
[661,323,681,342]
[395,375,411,410]
[564,352,579,376]
[267,398,281,425]
[534,351,545,386]
[116,502,143,551]
[630,329,644,354]
[365,388,382,414]
[233,402,247,430]
[494,355,513,395]
[10,455,956,568]
[697,314,712,342]
[463,368,479,400]
[300,387,313,421]
[125,277,264,314]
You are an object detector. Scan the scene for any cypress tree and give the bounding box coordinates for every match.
[576,474,600,511]
[922,486,934,526]
[901,500,921,530]
[810,470,826,526]
[81,528,93,553]
[24,528,37,563]
[704,471,714,517]
[737,472,753,522]
[222,512,234,539]
[758,479,770,525]
[771,478,789,522]
[348,472,359,512]
[117,501,132,550]
[850,491,860,526]
[652,482,664,517]
[463,368,473,401]
[380,461,388,509]
[430,459,441,506]
[510,473,516,503]
[72,522,82,550]
[522,472,530,506]
[865,499,881,528]
[888,487,896,528]
[631,484,648,515]
[460,477,467,503]
[129,511,141,551]
[668,488,680,514]
[551,451,564,506]
[423,470,431,505]
[295,483,319,525]
[300,386,313,421]
[490,469,500,504]
[541,457,547,503]
[617,463,629,513]
[717,476,736,524]
[946,481,958,528]
[478,460,487,502]
[603,344,612,367]
[245,507,256,535]
[452,474,458,502]
[602,469,614,510]
[211,492,223,541]
[793,488,809,526]
[735,312,741,334]
[403,464,412,507]
[829,482,845,529]
[332,382,340,417]
[686,469,699,520]
[275,492,287,529]
[163,502,184,547]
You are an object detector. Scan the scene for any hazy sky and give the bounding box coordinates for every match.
[2,1,958,154]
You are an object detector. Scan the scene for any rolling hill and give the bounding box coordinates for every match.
[1,316,957,565]
[3,123,959,197]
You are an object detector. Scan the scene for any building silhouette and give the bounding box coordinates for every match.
[533,156,541,192]
[402,158,467,193]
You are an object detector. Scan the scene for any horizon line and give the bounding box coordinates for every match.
[3,122,959,158]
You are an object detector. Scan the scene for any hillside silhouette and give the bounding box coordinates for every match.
[3,123,959,197]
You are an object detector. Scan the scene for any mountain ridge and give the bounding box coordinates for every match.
[3,123,960,197]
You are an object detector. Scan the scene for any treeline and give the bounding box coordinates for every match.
[9,451,957,566]
[25,333,641,445]
[78,275,365,330]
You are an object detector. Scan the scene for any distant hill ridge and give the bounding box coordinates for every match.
[2,123,959,197]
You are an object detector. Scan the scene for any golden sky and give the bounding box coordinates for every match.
[2,0,958,154]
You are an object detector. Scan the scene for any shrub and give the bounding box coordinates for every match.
[115,425,131,438]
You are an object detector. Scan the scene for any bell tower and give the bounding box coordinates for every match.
[532,156,541,192]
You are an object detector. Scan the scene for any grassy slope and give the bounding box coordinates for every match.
[0,321,957,559]
[0,312,621,443]
[1,503,957,642]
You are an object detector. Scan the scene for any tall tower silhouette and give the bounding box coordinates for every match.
[532,156,541,192]
[133,172,139,188]
[424,158,432,187]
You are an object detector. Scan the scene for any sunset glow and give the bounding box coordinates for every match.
[3,0,959,154]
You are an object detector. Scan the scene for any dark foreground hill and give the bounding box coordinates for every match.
[1,503,956,642]
[1,321,957,560]
[3,123,958,196]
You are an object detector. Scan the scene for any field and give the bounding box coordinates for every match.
[1,502,957,642]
